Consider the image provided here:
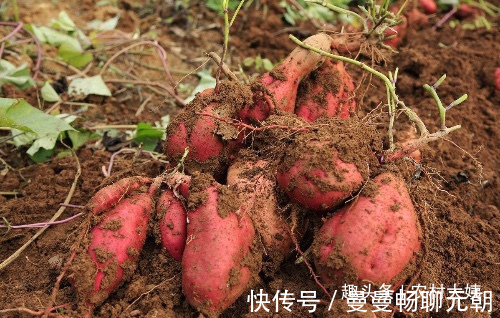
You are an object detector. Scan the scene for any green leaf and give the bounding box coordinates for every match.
[57,39,93,68]
[283,12,296,26]
[184,69,216,103]
[0,98,74,134]
[50,11,77,32]
[68,75,112,97]
[134,122,164,151]
[56,150,72,158]
[67,129,100,149]
[41,82,61,102]
[86,15,120,31]
[30,147,55,163]
[262,58,274,71]
[11,114,76,158]
[255,55,263,70]
[29,25,74,46]
[242,57,255,67]
[0,60,35,89]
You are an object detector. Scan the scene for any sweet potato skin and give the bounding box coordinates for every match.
[313,173,421,287]
[157,189,187,262]
[182,180,256,316]
[83,193,152,306]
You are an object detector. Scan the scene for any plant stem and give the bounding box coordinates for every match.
[289,34,430,149]
[216,0,231,91]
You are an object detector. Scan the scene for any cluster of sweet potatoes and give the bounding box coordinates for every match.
[73,33,423,316]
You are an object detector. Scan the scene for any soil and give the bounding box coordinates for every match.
[0,1,498,318]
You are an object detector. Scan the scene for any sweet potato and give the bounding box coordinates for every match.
[227,154,294,269]
[239,33,333,123]
[313,173,421,288]
[87,176,152,215]
[164,82,251,178]
[157,189,187,262]
[295,59,356,122]
[455,4,477,19]
[408,8,430,28]
[276,118,374,212]
[182,174,258,316]
[418,0,438,14]
[75,193,152,307]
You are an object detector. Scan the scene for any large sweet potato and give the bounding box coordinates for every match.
[182,174,258,316]
[313,173,421,288]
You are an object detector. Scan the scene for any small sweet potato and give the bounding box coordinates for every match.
[455,4,477,19]
[295,59,356,122]
[418,0,438,14]
[239,33,333,123]
[313,173,421,288]
[76,193,152,307]
[182,174,258,316]
[157,189,187,262]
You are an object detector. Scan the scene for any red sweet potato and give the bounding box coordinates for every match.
[295,59,356,122]
[455,4,477,19]
[418,0,438,14]
[87,176,152,215]
[277,141,363,212]
[408,8,430,28]
[239,33,333,123]
[276,118,374,212]
[227,155,294,267]
[182,174,257,316]
[78,193,152,307]
[164,82,251,178]
[157,189,187,262]
[313,173,421,288]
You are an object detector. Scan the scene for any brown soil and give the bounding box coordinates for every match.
[0,1,498,318]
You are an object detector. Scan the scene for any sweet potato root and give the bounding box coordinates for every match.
[313,173,421,288]
[182,174,258,316]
